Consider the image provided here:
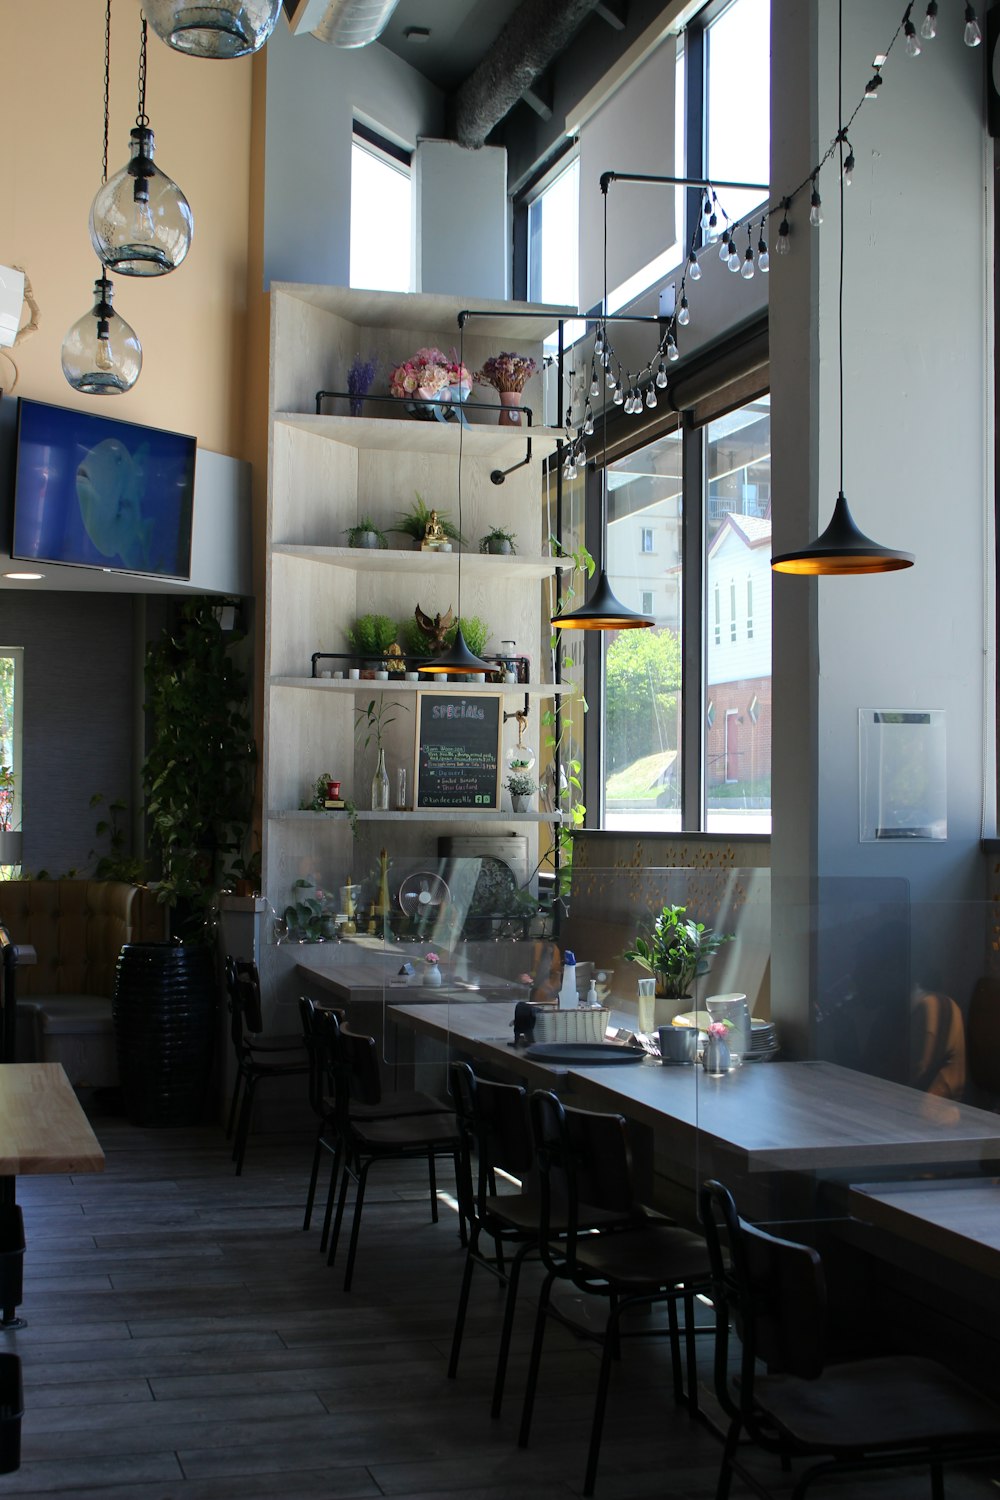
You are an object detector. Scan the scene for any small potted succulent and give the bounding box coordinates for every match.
[505,770,537,813]
[479,525,517,555]
[345,516,389,550]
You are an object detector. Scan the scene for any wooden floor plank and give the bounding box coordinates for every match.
[0,1103,996,1500]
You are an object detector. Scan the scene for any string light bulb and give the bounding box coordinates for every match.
[920,1,938,39]
[757,226,769,272]
[964,3,982,45]
[645,386,657,409]
[843,148,855,186]
[666,334,679,363]
[720,233,733,263]
[776,201,791,255]
[688,250,702,281]
[677,293,690,325]
[865,68,883,98]
[810,181,823,226]
[904,16,921,54]
[655,361,668,388]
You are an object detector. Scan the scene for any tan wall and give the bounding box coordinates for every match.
[0,0,253,460]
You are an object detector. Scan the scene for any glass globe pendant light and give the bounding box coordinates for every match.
[91,16,193,276]
[61,1,142,395]
[143,0,282,58]
[61,274,143,395]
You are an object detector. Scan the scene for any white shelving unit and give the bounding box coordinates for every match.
[263,284,574,937]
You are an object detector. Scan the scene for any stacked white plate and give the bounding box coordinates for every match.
[748,1018,779,1061]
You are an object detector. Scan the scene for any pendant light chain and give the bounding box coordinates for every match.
[838,0,845,498]
[137,14,150,128]
[102,0,112,188]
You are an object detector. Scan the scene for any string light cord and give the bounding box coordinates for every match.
[562,0,974,473]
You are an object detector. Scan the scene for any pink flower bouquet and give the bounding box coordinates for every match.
[389,348,471,403]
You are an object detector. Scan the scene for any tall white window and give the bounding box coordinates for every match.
[350,127,413,293]
[0,648,23,869]
[706,0,770,228]
[527,157,579,309]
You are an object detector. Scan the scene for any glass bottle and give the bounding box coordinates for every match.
[395,766,407,811]
[371,747,390,811]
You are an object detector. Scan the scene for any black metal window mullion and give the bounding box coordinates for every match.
[681,417,706,832]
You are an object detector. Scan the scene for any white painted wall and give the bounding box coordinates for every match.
[414,141,508,301]
[707,529,771,686]
[263,24,445,287]
[769,0,994,1049]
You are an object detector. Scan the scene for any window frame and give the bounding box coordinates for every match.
[349,121,414,294]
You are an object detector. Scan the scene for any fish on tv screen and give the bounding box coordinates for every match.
[11,399,196,579]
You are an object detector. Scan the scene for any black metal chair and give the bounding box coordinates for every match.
[326,1023,462,1291]
[224,957,308,1176]
[700,1179,1000,1500]
[300,997,451,1251]
[518,1090,712,1497]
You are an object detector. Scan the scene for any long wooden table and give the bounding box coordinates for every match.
[0,1063,105,1175]
[388,1001,1000,1175]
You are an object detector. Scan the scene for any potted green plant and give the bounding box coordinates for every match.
[445,615,490,657]
[505,770,537,813]
[143,597,256,942]
[345,516,389,549]
[479,525,518,555]
[347,613,398,673]
[392,493,465,549]
[623,903,731,1001]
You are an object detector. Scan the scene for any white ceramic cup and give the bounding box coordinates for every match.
[348,668,360,680]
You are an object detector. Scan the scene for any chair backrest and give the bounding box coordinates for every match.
[224,957,263,1053]
[335,1026,384,1115]
[450,1062,532,1230]
[700,1179,827,1423]
[299,996,340,1119]
[529,1090,636,1270]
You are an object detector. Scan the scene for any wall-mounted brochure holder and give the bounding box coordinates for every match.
[859,708,947,843]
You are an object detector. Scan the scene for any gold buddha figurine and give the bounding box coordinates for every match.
[420,509,449,551]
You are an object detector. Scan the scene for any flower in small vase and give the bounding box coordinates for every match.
[347,353,378,416]
[425,951,440,966]
[706,1021,730,1039]
[475,352,538,393]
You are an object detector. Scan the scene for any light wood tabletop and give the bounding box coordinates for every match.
[0,1064,104,1176]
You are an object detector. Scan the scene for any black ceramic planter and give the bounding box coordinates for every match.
[113,942,217,1127]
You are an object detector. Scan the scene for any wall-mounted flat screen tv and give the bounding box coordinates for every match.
[11,398,197,579]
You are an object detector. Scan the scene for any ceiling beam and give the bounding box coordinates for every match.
[594,1,627,30]
[450,0,603,149]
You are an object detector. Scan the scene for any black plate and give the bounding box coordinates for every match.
[524,1042,647,1065]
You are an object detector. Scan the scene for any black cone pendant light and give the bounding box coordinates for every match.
[552,189,655,631]
[771,0,913,577]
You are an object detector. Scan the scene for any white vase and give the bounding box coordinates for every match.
[424,963,442,987]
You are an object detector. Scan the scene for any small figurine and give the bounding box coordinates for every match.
[385,642,405,673]
[420,509,450,551]
[413,603,455,653]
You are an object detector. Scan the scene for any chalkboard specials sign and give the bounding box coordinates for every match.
[414,691,503,810]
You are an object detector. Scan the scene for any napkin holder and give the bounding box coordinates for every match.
[531,1005,607,1045]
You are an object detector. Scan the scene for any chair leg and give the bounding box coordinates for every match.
[683,1290,699,1416]
[233,1076,256,1176]
[343,1159,372,1292]
[518,1270,555,1449]
[319,1138,344,1253]
[327,1150,352,1267]
[716,1416,742,1500]
[667,1295,684,1403]
[447,1245,477,1379]
[428,1149,438,1223]
[454,1151,468,1247]
[491,1242,531,1419]
[583,1303,622,1497]
[303,1131,323,1231]
[225,1069,243,1140]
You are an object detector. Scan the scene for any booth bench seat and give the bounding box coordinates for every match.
[0,880,165,1087]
